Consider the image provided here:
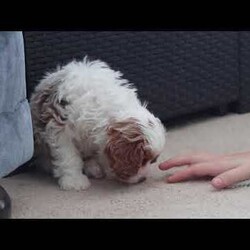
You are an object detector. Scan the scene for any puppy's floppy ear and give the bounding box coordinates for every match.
[30,74,68,127]
[104,118,153,180]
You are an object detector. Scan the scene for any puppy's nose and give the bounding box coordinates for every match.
[138,177,146,183]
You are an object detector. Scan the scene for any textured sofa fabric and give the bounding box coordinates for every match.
[0,32,34,178]
[23,31,241,122]
[237,32,250,113]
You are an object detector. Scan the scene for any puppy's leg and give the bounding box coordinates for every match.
[84,159,105,179]
[46,125,90,191]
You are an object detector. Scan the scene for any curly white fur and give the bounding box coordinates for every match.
[30,57,166,191]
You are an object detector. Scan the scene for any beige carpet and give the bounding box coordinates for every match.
[2,112,250,218]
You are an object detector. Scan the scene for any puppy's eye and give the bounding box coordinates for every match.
[150,156,158,164]
[59,99,69,107]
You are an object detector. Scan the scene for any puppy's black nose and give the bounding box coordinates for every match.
[138,177,146,183]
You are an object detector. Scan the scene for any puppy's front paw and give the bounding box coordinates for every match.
[58,175,91,191]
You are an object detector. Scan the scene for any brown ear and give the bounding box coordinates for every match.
[30,79,68,128]
[105,118,152,180]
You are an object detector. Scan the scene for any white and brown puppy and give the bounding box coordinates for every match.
[30,57,166,190]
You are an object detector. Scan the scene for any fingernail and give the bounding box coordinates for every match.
[212,178,224,188]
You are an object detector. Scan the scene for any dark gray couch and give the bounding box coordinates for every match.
[23,31,250,123]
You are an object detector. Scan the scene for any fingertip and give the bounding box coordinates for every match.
[212,177,226,189]
[166,175,175,183]
[164,177,169,183]
[159,162,169,170]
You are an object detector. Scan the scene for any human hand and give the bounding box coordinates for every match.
[159,152,250,189]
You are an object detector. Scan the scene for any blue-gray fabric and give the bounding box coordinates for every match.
[0,32,34,178]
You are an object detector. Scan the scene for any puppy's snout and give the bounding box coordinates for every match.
[118,174,147,184]
[137,177,146,183]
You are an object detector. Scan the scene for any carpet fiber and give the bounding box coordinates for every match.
[2,112,250,218]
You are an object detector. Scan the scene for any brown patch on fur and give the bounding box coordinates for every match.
[30,78,69,157]
[30,83,67,129]
[104,118,154,181]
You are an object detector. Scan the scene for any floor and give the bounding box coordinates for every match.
[2,112,250,218]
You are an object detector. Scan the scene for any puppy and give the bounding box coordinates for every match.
[30,57,166,190]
